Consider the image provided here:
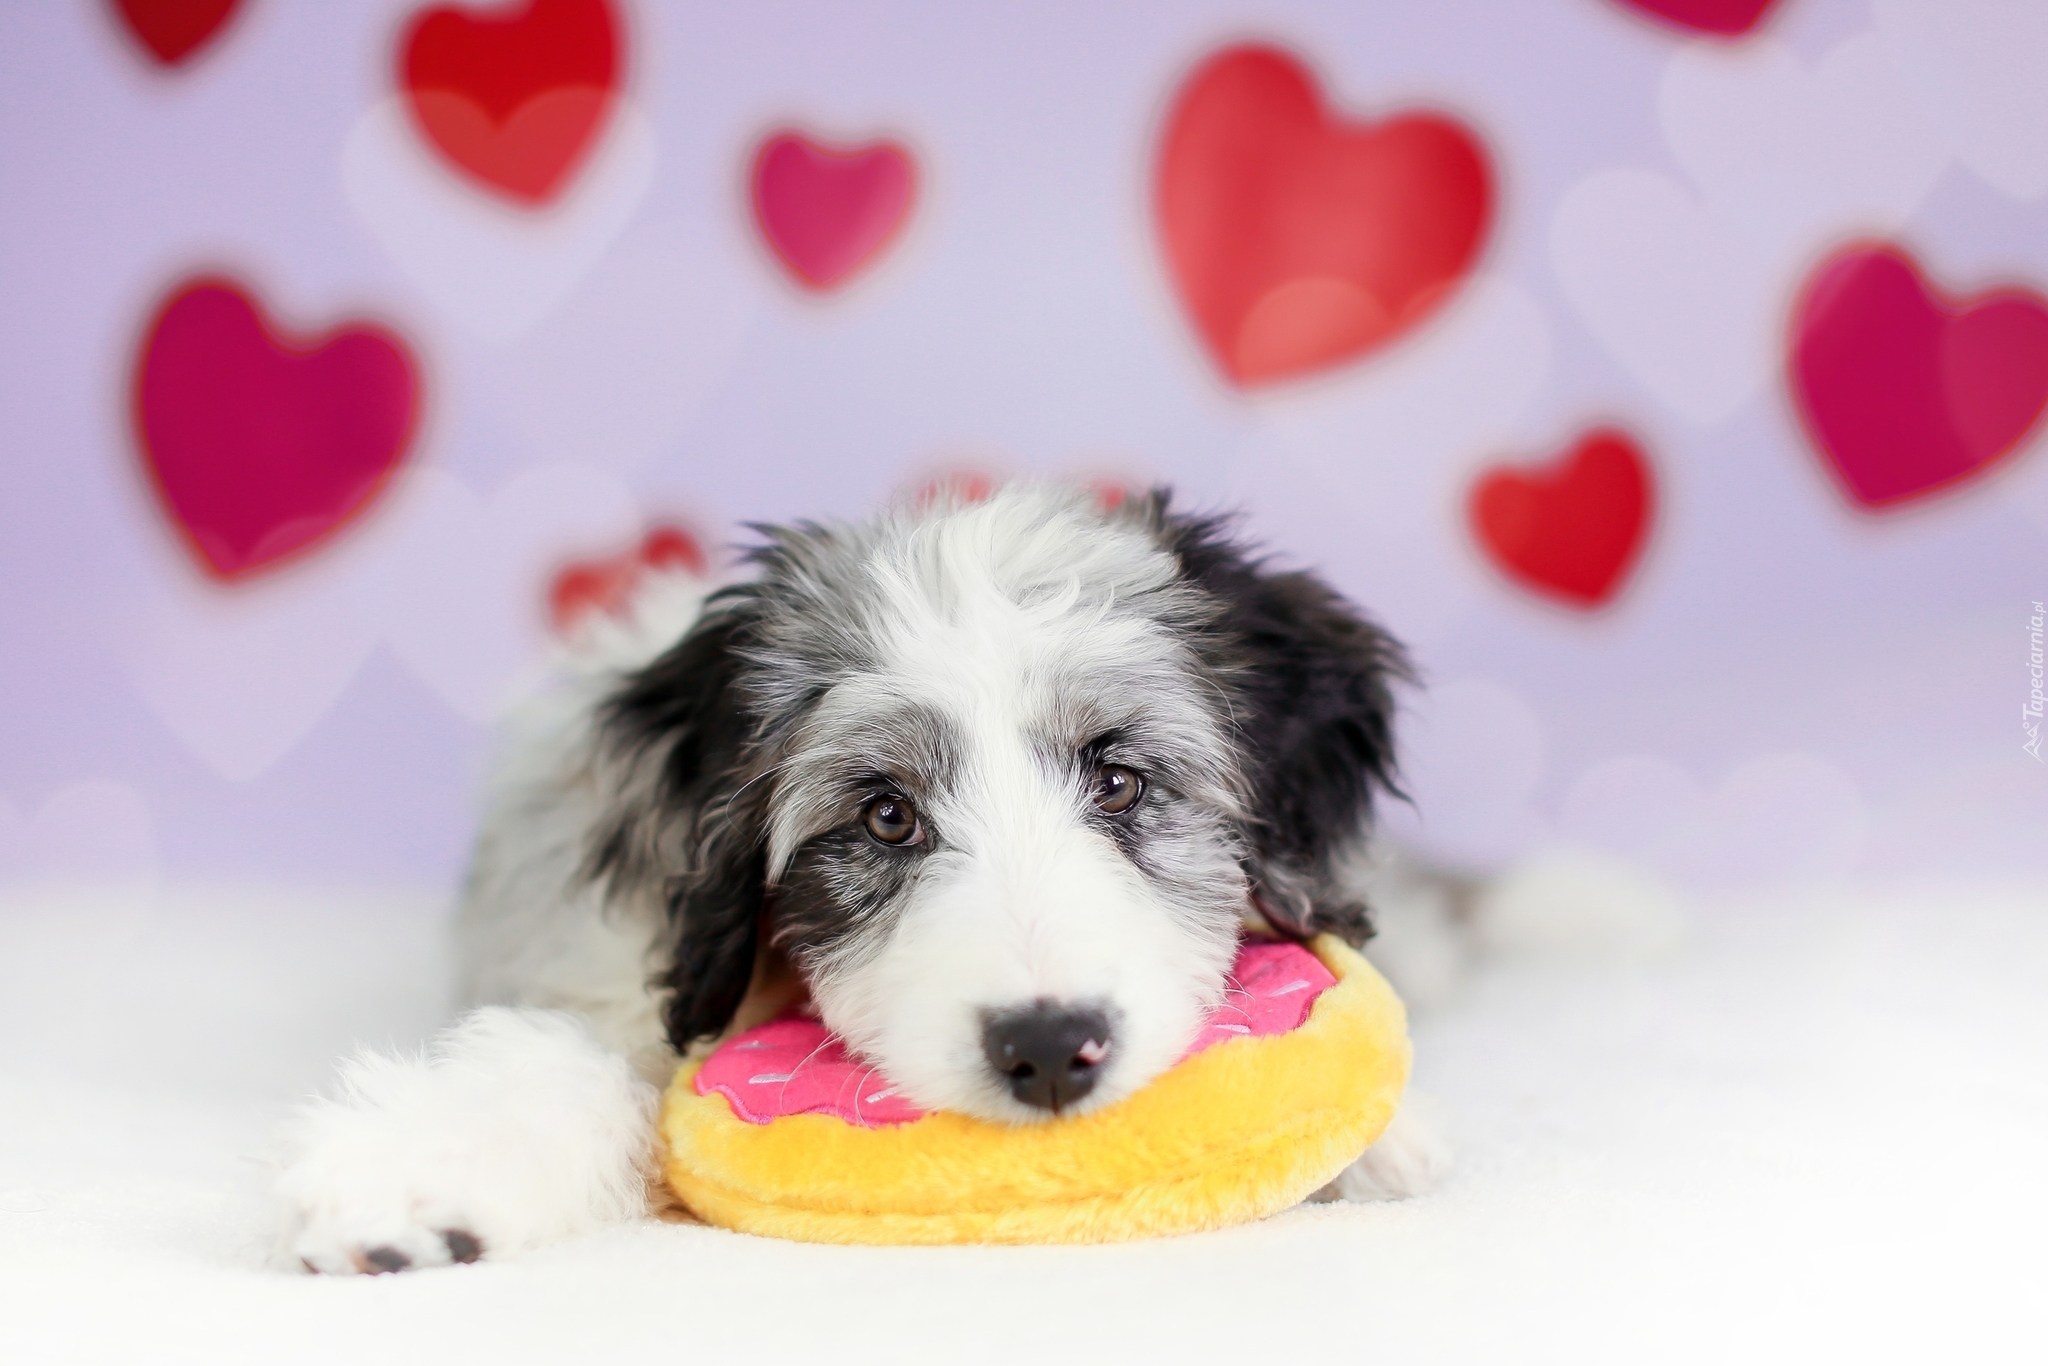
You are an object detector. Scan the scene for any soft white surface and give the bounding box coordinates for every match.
[2,879,2043,1364]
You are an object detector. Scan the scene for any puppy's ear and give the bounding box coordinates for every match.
[591,588,769,1048]
[1147,493,1411,945]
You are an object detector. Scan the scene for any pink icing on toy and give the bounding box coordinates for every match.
[694,938,1336,1128]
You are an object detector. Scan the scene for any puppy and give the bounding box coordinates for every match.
[279,482,1448,1274]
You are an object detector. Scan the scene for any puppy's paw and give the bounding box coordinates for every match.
[278,1122,500,1275]
[1318,1099,1452,1203]
[277,1007,656,1274]
[295,1222,486,1276]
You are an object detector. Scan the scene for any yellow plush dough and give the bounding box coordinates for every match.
[659,936,1410,1246]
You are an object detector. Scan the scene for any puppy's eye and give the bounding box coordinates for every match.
[862,795,923,847]
[1092,764,1144,815]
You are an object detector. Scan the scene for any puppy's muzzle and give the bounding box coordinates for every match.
[980,1002,1114,1113]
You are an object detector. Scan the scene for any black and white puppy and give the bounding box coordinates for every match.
[279,481,1448,1274]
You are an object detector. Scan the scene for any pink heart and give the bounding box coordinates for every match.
[1610,0,1779,37]
[1789,243,2048,510]
[749,130,916,292]
[133,277,422,580]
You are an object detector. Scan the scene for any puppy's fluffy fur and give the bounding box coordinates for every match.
[282,483,1449,1274]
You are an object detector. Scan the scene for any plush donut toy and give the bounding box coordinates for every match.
[659,935,1410,1245]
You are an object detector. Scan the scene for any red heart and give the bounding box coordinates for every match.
[109,0,242,66]
[548,523,707,634]
[1469,430,1655,610]
[398,0,622,208]
[1789,243,2048,511]
[1609,0,1778,37]
[1085,479,1134,513]
[750,131,917,292]
[1154,44,1493,388]
[910,469,999,511]
[132,278,421,581]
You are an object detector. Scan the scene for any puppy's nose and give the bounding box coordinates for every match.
[981,1003,1114,1113]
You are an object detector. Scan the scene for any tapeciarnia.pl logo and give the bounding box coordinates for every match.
[2027,601,2045,761]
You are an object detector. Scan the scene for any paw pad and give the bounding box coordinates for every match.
[357,1245,411,1274]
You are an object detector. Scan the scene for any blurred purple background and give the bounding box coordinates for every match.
[1,0,2043,902]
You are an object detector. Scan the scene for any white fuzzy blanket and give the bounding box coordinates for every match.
[2,879,2041,1364]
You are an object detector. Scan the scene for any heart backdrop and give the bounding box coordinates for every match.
[1610,0,1779,37]
[1469,428,1655,610]
[910,469,1000,510]
[132,278,422,581]
[548,522,707,634]
[341,98,656,344]
[1154,44,1493,388]
[109,0,242,66]
[750,131,917,291]
[399,0,622,208]
[1789,242,2048,510]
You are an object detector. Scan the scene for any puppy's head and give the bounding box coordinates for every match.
[593,483,1406,1122]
